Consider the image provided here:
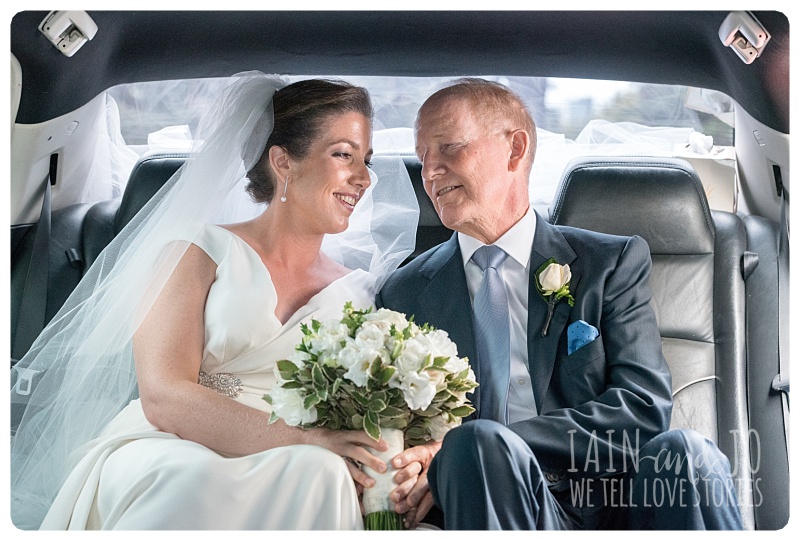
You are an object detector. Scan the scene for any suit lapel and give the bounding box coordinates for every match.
[416,235,480,411]
[528,214,580,412]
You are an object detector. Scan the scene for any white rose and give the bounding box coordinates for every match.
[268,386,317,426]
[355,323,387,351]
[539,262,571,293]
[344,354,377,387]
[426,329,459,359]
[309,321,349,356]
[426,368,447,389]
[428,413,461,442]
[395,370,437,411]
[395,335,431,376]
[365,308,410,333]
[340,344,384,387]
[443,355,469,375]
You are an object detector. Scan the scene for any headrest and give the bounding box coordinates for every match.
[115,153,188,232]
[550,157,715,255]
[370,156,442,228]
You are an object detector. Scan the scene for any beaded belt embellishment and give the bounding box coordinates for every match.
[198,371,243,398]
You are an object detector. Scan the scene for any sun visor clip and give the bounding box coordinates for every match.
[38,11,98,58]
[718,11,771,65]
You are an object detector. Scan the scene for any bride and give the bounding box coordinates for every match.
[10,73,419,529]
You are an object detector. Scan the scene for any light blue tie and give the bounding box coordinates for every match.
[471,245,510,424]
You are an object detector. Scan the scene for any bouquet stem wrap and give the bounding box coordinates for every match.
[362,428,405,530]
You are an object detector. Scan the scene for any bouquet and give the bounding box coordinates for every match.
[264,302,478,529]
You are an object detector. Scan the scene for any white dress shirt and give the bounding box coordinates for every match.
[458,208,538,423]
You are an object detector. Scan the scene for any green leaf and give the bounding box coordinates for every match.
[416,405,442,417]
[364,410,381,441]
[368,397,387,413]
[380,366,396,385]
[432,356,449,368]
[370,357,383,378]
[449,405,475,417]
[280,381,304,390]
[268,412,279,424]
[276,359,299,375]
[312,364,325,387]
[380,406,406,418]
[406,425,428,441]
[262,394,272,405]
[311,319,321,332]
[380,417,408,430]
[303,393,320,410]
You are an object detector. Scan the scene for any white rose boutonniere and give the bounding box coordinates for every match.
[535,258,575,336]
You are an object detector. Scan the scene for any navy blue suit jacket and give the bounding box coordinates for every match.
[377,212,673,489]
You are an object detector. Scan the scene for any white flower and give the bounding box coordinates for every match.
[364,308,410,333]
[426,368,447,389]
[442,354,469,375]
[395,334,431,376]
[539,262,571,294]
[394,370,437,411]
[339,343,385,387]
[355,322,388,351]
[268,386,317,426]
[426,329,459,360]
[288,349,311,366]
[428,413,461,442]
[308,321,349,356]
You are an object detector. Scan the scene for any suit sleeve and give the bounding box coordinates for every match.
[507,235,673,487]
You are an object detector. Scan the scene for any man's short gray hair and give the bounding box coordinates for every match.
[416,78,537,170]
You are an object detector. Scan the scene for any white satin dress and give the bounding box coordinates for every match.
[40,225,375,530]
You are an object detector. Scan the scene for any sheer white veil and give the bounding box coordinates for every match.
[10,71,419,529]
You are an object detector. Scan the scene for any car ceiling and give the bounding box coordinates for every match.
[10,10,790,134]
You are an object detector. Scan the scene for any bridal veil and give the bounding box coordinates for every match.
[10,71,419,529]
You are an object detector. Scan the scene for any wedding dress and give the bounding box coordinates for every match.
[10,72,419,530]
[41,225,374,529]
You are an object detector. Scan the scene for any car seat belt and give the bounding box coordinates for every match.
[770,187,789,457]
[11,171,53,362]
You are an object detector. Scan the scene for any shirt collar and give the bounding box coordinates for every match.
[458,207,536,269]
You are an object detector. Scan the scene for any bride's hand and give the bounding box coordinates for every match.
[301,427,388,490]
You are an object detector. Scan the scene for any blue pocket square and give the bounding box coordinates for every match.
[568,320,598,355]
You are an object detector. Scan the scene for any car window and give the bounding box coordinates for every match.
[105,75,736,215]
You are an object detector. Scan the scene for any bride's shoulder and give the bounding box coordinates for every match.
[186,223,240,265]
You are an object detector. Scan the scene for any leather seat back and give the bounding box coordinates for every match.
[550,156,754,528]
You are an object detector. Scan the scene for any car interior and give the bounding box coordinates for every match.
[8,10,790,529]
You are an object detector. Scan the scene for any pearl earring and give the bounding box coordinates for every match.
[281,177,288,203]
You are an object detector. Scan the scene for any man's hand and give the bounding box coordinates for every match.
[389,440,441,529]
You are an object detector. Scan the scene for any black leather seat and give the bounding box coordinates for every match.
[81,152,188,273]
[395,156,451,260]
[550,156,756,528]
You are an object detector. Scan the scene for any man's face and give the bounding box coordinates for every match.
[414,97,524,243]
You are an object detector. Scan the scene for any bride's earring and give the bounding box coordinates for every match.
[281,177,288,203]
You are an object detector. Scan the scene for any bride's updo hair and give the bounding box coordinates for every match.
[246,79,373,203]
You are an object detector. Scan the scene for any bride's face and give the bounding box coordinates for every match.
[288,111,373,235]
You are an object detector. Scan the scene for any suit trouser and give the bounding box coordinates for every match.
[427,420,744,530]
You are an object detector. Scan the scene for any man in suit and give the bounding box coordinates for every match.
[377,78,743,530]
